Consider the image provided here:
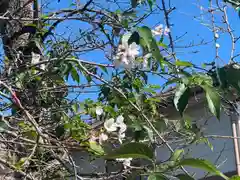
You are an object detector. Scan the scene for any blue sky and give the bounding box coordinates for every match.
[45,0,240,102]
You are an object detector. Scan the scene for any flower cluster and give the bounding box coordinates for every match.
[89,107,131,168]
[104,115,127,143]
[114,42,140,69]
[151,24,170,36]
[89,132,108,145]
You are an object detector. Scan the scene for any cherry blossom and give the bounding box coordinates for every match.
[164,27,170,36]
[96,106,103,116]
[152,24,170,36]
[215,43,220,48]
[104,115,127,143]
[104,118,118,132]
[152,24,164,36]
[114,42,140,69]
[99,133,108,145]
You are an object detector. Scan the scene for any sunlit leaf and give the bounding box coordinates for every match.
[138,26,164,68]
[176,60,193,67]
[174,83,190,116]
[89,141,105,155]
[179,158,228,179]
[170,149,184,161]
[201,84,220,120]
[105,142,154,161]
[71,67,80,83]
[230,176,240,180]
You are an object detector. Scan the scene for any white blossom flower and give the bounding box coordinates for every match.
[215,43,220,48]
[152,24,164,36]
[96,106,103,116]
[114,42,140,69]
[116,158,132,168]
[115,115,127,134]
[104,115,127,143]
[152,24,170,36]
[116,115,124,124]
[127,43,140,58]
[164,27,170,36]
[31,52,41,64]
[99,133,108,144]
[104,118,118,132]
[214,33,219,39]
[118,132,126,144]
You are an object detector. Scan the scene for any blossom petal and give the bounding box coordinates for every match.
[96,106,103,115]
[99,133,108,144]
[116,115,124,124]
[104,118,117,132]
[119,123,127,134]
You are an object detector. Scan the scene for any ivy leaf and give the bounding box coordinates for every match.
[201,84,220,120]
[179,158,228,180]
[176,174,194,180]
[175,60,193,67]
[174,83,190,116]
[105,142,154,161]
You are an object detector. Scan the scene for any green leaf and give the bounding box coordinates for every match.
[143,125,154,142]
[179,158,228,180]
[174,83,190,116]
[72,103,79,113]
[99,66,108,74]
[157,42,168,48]
[170,149,184,161]
[230,176,240,180]
[55,124,65,138]
[122,32,132,44]
[201,84,220,120]
[176,60,193,67]
[138,26,164,68]
[89,141,105,155]
[148,174,168,180]
[105,142,154,161]
[176,174,194,180]
[147,0,155,10]
[71,67,80,83]
[128,31,140,45]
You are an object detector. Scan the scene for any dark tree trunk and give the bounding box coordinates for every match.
[0,0,33,60]
[0,1,34,179]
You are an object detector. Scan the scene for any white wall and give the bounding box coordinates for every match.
[155,104,236,179]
